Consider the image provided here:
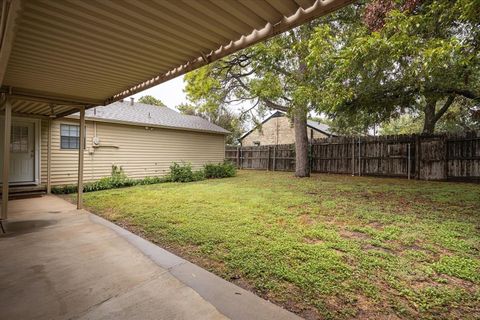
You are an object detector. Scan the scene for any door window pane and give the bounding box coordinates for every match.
[10,125,29,153]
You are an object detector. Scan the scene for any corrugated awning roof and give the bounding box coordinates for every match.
[0,0,352,118]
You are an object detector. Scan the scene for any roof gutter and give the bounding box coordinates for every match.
[65,114,230,136]
[105,0,354,104]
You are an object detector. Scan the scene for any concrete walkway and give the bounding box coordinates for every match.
[0,195,301,320]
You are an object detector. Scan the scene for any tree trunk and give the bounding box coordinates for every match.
[422,96,455,134]
[294,107,310,177]
[422,98,437,134]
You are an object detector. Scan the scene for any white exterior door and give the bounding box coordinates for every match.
[0,119,36,184]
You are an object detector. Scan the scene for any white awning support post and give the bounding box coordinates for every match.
[1,94,12,223]
[46,118,52,194]
[77,106,85,209]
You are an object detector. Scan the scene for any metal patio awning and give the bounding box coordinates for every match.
[0,0,352,118]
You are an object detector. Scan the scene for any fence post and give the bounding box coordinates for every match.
[273,145,276,171]
[444,135,448,180]
[415,135,421,179]
[407,143,411,180]
[309,143,313,174]
[240,148,243,169]
[358,137,361,176]
[267,146,271,171]
[236,146,240,169]
[352,137,355,176]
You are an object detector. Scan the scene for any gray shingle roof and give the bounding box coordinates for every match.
[71,101,229,134]
[307,119,333,135]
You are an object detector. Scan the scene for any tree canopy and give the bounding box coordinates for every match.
[381,97,480,134]
[183,16,360,176]
[177,103,244,145]
[138,95,166,107]
[308,0,480,134]
[184,0,479,175]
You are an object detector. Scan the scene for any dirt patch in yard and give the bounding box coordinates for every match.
[303,237,324,244]
[368,221,384,229]
[298,214,316,225]
[364,244,394,254]
[269,283,323,320]
[412,273,478,291]
[340,229,370,240]
[352,295,403,320]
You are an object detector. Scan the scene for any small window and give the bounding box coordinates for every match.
[253,141,261,146]
[60,124,85,149]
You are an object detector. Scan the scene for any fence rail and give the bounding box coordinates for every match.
[226,132,480,182]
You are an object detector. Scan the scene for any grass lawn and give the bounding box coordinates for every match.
[72,171,480,319]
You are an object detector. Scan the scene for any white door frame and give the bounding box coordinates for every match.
[0,116,41,186]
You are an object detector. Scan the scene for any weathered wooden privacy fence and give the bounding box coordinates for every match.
[225,132,480,182]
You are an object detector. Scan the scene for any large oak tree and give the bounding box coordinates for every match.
[183,8,358,177]
[309,0,480,134]
[185,28,319,177]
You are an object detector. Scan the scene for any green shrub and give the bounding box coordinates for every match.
[51,184,77,194]
[137,176,165,185]
[51,161,235,195]
[51,165,164,194]
[166,162,205,182]
[203,161,236,179]
[193,169,206,181]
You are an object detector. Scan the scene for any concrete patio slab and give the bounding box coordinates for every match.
[0,195,302,320]
[0,196,225,320]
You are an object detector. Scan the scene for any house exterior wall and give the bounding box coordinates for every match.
[241,116,328,146]
[310,128,329,141]
[40,119,225,186]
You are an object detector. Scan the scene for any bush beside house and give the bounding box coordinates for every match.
[51,162,236,194]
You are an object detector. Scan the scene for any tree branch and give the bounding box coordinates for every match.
[231,74,289,112]
[433,95,455,123]
[239,99,260,118]
[224,97,256,103]
[440,88,479,101]
[263,99,289,112]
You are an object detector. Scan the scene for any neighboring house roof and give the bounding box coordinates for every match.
[239,111,334,141]
[306,119,333,135]
[69,101,229,135]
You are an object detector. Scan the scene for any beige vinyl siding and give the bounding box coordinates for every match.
[41,119,225,186]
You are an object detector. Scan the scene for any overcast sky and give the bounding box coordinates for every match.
[126,74,278,130]
[127,74,263,118]
[128,75,187,110]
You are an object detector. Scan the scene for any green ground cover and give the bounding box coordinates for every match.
[71,170,480,319]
